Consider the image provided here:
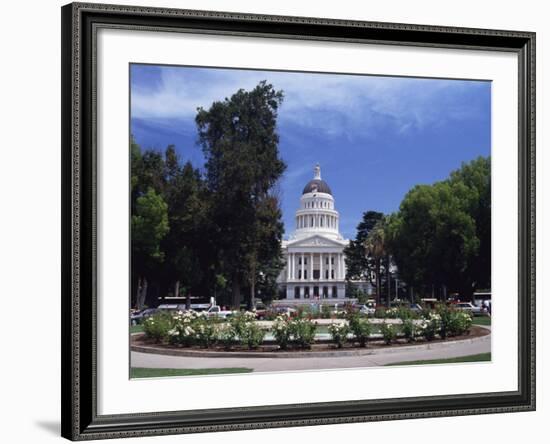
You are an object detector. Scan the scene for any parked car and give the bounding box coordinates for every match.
[455,302,487,316]
[130,308,158,325]
[408,303,423,313]
[204,305,233,319]
[354,304,375,315]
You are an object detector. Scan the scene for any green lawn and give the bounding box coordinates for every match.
[386,352,491,366]
[130,324,144,334]
[131,367,253,378]
[472,316,491,326]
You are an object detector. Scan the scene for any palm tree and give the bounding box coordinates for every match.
[363,218,389,306]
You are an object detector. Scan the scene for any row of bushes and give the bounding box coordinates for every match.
[141,307,473,351]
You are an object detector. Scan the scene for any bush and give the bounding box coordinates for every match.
[348,313,372,347]
[193,316,219,348]
[380,322,397,345]
[328,322,350,348]
[447,311,473,336]
[167,311,203,347]
[272,315,292,350]
[240,322,266,349]
[143,312,172,343]
[228,311,265,349]
[401,318,417,342]
[420,312,441,341]
[289,318,317,349]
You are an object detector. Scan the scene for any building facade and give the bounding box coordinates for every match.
[277,164,352,302]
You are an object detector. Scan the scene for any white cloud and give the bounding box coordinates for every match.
[131,67,488,138]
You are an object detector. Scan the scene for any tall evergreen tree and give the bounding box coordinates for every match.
[196,81,286,308]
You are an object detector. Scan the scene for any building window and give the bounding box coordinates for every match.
[331,270,334,279]
[325,270,329,279]
[323,286,328,298]
[304,270,308,279]
[294,287,300,299]
[332,286,338,298]
[304,287,310,298]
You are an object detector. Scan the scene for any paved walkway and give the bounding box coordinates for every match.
[131,331,491,372]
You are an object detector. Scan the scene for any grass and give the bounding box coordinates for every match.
[472,316,491,326]
[130,367,253,378]
[385,352,491,366]
[130,324,144,334]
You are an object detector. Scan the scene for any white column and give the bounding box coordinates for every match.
[301,253,304,280]
[329,253,332,280]
[320,252,323,281]
[310,253,313,282]
[342,254,346,279]
[287,252,291,280]
[291,253,295,280]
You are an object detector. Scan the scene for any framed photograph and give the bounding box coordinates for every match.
[61,2,535,440]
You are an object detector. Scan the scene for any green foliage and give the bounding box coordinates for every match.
[380,322,397,345]
[446,311,473,337]
[132,188,169,263]
[272,315,292,350]
[328,323,350,348]
[289,318,317,349]
[196,81,286,308]
[227,311,265,349]
[142,312,172,343]
[344,211,384,280]
[348,314,372,347]
[387,156,490,301]
[401,318,417,342]
[420,312,442,341]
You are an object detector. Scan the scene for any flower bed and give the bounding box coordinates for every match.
[138,305,478,352]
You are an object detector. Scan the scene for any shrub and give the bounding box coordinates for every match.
[143,312,172,343]
[241,322,266,349]
[447,311,473,336]
[328,322,350,348]
[272,315,292,350]
[401,318,417,342]
[228,311,265,349]
[380,322,397,345]
[289,318,317,349]
[421,312,441,341]
[374,307,387,319]
[320,305,333,319]
[194,316,219,348]
[348,313,372,347]
[218,324,237,350]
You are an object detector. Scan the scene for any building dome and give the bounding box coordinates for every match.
[302,164,332,195]
[302,179,332,195]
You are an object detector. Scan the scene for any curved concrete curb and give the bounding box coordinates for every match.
[131,330,491,359]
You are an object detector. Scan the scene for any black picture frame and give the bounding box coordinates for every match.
[61,2,536,440]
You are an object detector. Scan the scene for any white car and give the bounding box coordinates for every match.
[355,304,375,315]
[204,305,233,319]
[455,302,486,316]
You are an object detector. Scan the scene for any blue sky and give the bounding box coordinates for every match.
[130,64,491,240]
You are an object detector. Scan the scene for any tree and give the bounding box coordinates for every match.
[131,187,169,309]
[387,156,490,301]
[364,217,391,306]
[161,146,209,305]
[196,81,286,308]
[344,211,384,283]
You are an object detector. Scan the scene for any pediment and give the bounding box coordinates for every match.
[287,235,346,248]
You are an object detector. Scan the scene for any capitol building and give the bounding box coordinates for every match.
[277,164,363,303]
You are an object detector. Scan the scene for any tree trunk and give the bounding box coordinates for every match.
[174,280,180,299]
[137,277,148,310]
[250,279,256,310]
[231,275,241,310]
[386,257,391,308]
[375,258,381,306]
